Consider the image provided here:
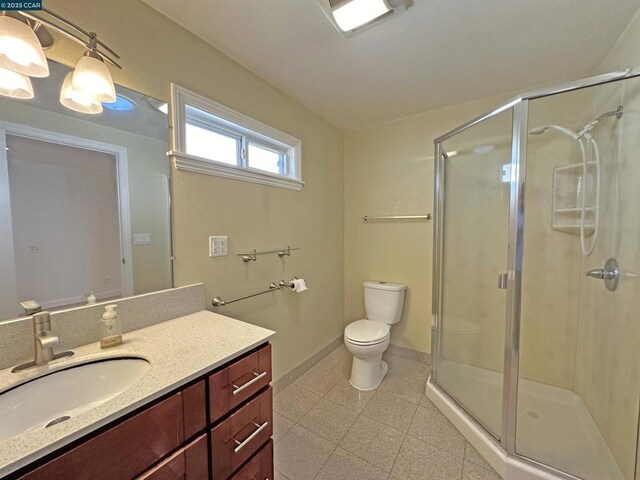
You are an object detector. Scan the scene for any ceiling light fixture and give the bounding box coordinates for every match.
[0,66,34,99]
[0,14,49,77]
[318,0,409,35]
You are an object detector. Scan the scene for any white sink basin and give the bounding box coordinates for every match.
[0,357,150,441]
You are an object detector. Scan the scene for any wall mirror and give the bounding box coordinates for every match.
[0,59,172,321]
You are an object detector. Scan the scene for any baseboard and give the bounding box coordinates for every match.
[386,343,432,365]
[273,335,343,395]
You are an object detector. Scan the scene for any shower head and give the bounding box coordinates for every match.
[528,124,580,140]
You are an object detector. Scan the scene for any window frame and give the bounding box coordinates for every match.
[169,84,303,191]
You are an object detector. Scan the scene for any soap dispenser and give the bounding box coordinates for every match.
[100,304,123,349]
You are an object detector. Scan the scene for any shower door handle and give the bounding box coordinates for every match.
[497,273,508,290]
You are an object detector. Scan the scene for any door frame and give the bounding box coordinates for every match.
[0,121,133,313]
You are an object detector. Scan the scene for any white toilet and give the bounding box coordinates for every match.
[344,281,406,391]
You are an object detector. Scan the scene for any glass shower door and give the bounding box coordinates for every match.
[516,74,640,480]
[434,108,513,440]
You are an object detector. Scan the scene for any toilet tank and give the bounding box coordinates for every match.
[363,281,406,325]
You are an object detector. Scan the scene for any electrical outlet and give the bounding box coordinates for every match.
[209,236,228,257]
[104,276,111,285]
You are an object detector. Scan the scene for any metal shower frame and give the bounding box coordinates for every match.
[430,66,640,480]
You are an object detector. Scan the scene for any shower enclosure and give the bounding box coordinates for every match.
[427,68,640,480]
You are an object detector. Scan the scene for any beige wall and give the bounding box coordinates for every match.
[43,0,345,382]
[344,93,513,354]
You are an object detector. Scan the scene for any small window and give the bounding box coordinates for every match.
[185,123,239,165]
[170,85,303,190]
[248,142,284,175]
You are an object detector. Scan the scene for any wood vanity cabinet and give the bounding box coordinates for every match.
[16,343,273,480]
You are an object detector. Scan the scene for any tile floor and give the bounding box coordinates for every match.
[273,345,502,480]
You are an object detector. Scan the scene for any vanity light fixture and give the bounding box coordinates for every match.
[72,54,116,103]
[0,14,49,77]
[318,0,409,35]
[0,7,120,110]
[59,72,103,114]
[0,66,33,99]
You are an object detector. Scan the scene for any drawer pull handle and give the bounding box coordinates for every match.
[233,421,269,453]
[231,371,267,395]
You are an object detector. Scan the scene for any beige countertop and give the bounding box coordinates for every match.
[0,310,275,477]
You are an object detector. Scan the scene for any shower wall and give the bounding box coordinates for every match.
[519,135,583,388]
[573,13,640,479]
[522,76,640,478]
[572,79,640,480]
[518,89,593,391]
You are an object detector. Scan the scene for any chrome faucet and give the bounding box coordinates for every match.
[12,312,73,373]
[33,312,60,365]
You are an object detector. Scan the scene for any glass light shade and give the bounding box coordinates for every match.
[0,66,33,99]
[60,72,103,114]
[71,55,116,103]
[0,16,49,77]
[332,0,390,31]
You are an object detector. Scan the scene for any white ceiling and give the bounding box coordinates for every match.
[143,0,640,129]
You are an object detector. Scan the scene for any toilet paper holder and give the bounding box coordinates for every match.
[278,277,299,289]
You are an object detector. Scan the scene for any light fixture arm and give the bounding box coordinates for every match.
[11,8,121,69]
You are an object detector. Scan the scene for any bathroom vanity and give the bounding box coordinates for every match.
[0,311,275,480]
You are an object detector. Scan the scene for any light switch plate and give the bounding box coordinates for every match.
[209,236,228,257]
[134,233,151,245]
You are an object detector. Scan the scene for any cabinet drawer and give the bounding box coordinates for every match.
[209,344,271,423]
[19,393,185,480]
[211,387,273,479]
[137,435,208,480]
[229,440,273,480]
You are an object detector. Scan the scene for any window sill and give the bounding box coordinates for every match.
[169,151,304,191]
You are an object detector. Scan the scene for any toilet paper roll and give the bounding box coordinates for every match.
[289,278,308,293]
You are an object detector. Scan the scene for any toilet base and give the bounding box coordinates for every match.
[349,358,389,391]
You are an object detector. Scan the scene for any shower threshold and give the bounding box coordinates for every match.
[426,360,623,480]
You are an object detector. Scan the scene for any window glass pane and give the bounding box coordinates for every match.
[185,123,238,165]
[248,143,283,174]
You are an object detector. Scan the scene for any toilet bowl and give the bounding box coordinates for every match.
[344,319,391,390]
[344,281,406,391]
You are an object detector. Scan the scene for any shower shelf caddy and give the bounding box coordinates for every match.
[551,161,595,236]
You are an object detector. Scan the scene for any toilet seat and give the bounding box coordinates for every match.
[345,319,390,345]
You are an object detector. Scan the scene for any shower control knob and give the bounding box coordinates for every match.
[585,269,606,279]
[585,258,619,291]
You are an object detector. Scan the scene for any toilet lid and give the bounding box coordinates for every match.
[345,320,390,345]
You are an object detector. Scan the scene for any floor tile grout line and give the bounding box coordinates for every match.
[280,421,338,480]
[337,401,409,475]
[387,392,421,477]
